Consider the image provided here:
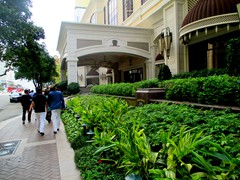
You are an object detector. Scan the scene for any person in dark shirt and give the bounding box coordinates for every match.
[48,86,65,134]
[30,88,48,136]
[20,89,32,124]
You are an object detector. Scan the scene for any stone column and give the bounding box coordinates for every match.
[207,43,214,69]
[67,58,78,84]
[144,44,155,80]
[145,59,154,80]
[150,44,158,78]
[111,62,119,83]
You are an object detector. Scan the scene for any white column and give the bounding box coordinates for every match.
[150,44,157,78]
[145,60,154,80]
[144,44,156,80]
[67,58,78,84]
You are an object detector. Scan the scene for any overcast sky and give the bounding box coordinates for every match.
[31,0,75,57]
[10,0,75,90]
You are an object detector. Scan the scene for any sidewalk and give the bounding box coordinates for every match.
[0,114,81,180]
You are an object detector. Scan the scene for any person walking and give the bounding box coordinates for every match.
[20,89,32,124]
[29,90,36,98]
[30,88,48,136]
[44,88,52,123]
[48,86,65,134]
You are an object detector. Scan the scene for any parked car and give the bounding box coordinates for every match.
[9,92,22,102]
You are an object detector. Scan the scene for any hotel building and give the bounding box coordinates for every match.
[57,0,240,87]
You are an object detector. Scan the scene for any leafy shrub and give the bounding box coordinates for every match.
[225,37,240,76]
[121,103,240,156]
[90,79,159,97]
[91,83,134,96]
[160,75,240,106]
[61,110,84,149]
[197,75,240,105]
[71,134,89,150]
[65,95,130,131]
[63,95,240,179]
[172,68,227,79]
[75,145,125,180]
[158,64,172,81]
[132,78,159,96]
[67,82,80,95]
[55,80,68,91]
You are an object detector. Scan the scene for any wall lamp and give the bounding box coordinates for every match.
[156,27,172,59]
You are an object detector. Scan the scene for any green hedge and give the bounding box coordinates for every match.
[160,75,240,106]
[55,80,68,91]
[91,75,240,106]
[67,82,80,95]
[90,79,159,97]
[172,68,227,79]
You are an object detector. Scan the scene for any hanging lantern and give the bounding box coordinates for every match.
[86,66,99,79]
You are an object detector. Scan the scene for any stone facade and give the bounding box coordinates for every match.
[57,0,240,86]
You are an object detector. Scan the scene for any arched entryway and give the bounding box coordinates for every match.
[58,22,154,86]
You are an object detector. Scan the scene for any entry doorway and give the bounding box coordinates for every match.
[124,68,143,83]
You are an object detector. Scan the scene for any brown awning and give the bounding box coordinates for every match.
[180,0,240,44]
[182,0,240,27]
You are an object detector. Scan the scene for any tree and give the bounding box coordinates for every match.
[158,64,172,81]
[14,40,58,89]
[0,0,32,46]
[53,56,61,83]
[0,0,45,76]
[0,0,58,88]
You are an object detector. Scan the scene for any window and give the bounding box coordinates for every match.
[123,0,133,21]
[108,0,118,25]
[90,13,96,23]
[141,0,148,5]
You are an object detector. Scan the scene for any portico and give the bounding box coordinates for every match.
[57,22,155,86]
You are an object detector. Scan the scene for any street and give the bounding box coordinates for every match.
[0,94,22,122]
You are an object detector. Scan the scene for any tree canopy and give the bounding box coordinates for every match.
[14,40,58,89]
[0,0,32,47]
[0,0,58,88]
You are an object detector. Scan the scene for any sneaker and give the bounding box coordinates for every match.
[53,131,57,134]
[57,128,59,131]
[40,132,44,136]
[22,121,25,124]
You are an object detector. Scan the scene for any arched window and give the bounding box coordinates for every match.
[90,13,96,23]
[108,0,117,25]
[123,0,133,21]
